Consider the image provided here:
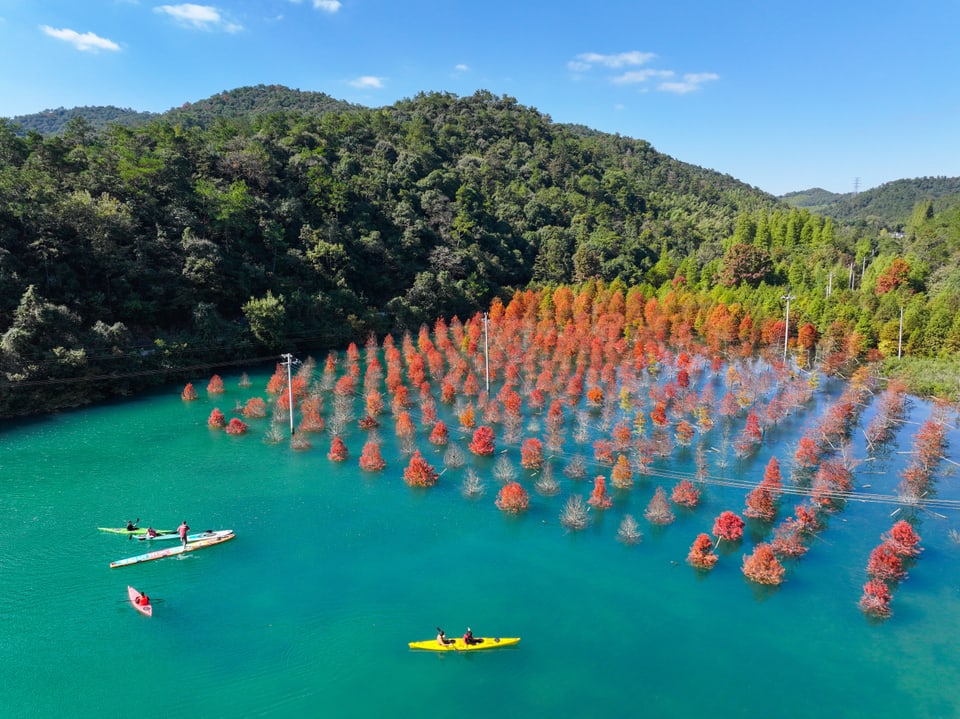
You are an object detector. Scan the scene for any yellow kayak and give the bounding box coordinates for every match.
[408,637,520,651]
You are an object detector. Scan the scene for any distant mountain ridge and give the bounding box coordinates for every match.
[7,105,157,134]
[5,84,359,134]
[781,176,960,229]
[7,84,959,232]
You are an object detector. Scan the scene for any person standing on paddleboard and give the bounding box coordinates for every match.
[178,520,190,547]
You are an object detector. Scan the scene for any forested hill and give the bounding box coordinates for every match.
[0,87,786,415]
[8,105,156,134]
[5,85,359,135]
[159,84,361,128]
[3,86,959,417]
[782,176,960,229]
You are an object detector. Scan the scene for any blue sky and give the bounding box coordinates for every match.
[1,0,958,196]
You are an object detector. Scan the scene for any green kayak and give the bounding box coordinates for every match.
[98,527,173,535]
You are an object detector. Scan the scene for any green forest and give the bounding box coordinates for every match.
[2,86,959,418]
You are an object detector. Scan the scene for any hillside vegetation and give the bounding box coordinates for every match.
[1,86,958,417]
[4,84,358,135]
[782,176,960,229]
[8,105,157,134]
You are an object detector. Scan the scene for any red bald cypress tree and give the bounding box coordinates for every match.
[742,543,785,585]
[687,533,718,570]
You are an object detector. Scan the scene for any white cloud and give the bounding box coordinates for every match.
[454,63,470,73]
[568,51,656,72]
[154,4,242,32]
[569,50,719,95]
[289,0,342,11]
[658,72,719,94]
[40,25,121,52]
[349,75,384,89]
[611,69,674,85]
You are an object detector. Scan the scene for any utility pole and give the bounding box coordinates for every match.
[280,352,300,436]
[781,293,795,363]
[483,312,490,392]
[897,306,904,359]
[826,271,832,298]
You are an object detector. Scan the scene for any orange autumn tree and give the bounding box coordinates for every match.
[395,411,416,439]
[207,408,226,429]
[674,420,695,446]
[458,402,476,429]
[358,415,379,430]
[859,579,893,619]
[358,441,386,471]
[586,386,604,408]
[276,375,308,412]
[670,479,701,508]
[742,543,786,585]
[883,520,922,558]
[546,399,564,428]
[593,439,615,465]
[298,398,324,432]
[440,382,456,403]
[687,533,719,570]
[243,397,267,418]
[769,517,809,559]
[225,417,248,435]
[588,475,613,509]
[365,389,384,417]
[794,434,819,469]
[266,364,286,394]
[469,426,496,456]
[404,450,439,487]
[181,382,198,401]
[610,455,634,489]
[429,420,449,445]
[743,483,776,521]
[520,438,544,470]
[866,543,906,583]
[650,401,668,427]
[207,374,225,394]
[713,511,745,545]
[327,436,349,462]
[495,482,530,513]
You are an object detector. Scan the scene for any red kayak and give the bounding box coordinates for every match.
[127,585,153,617]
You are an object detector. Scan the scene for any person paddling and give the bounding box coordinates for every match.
[178,520,190,547]
[126,519,139,532]
[436,627,453,646]
[463,628,481,645]
[135,591,150,607]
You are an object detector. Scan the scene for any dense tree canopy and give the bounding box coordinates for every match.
[1,87,958,416]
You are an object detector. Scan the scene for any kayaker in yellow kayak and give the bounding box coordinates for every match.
[463,628,482,645]
[436,628,454,645]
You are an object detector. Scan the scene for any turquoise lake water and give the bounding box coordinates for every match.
[2,362,959,718]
